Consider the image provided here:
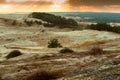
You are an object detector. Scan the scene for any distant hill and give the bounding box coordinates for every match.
[28,12,78,27]
[50,12,120,23]
[0,12,78,28]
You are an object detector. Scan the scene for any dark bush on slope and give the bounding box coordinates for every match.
[6,50,22,59]
[60,47,74,53]
[24,70,63,80]
[30,12,78,27]
[48,39,62,48]
[88,23,120,33]
[24,20,42,26]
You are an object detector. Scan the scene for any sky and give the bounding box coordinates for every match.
[0,0,120,13]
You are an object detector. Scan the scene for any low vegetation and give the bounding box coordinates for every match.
[30,12,78,27]
[60,47,74,53]
[12,20,17,25]
[24,70,63,80]
[88,23,120,33]
[43,23,55,27]
[24,20,42,26]
[34,20,42,25]
[48,39,62,48]
[6,50,22,59]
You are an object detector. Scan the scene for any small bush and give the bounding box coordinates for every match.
[43,23,55,27]
[89,46,104,55]
[12,20,16,25]
[60,47,74,53]
[35,20,42,25]
[24,20,33,26]
[24,70,63,80]
[6,50,22,59]
[48,39,62,48]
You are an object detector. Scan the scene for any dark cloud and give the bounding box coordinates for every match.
[66,0,120,7]
[64,0,120,12]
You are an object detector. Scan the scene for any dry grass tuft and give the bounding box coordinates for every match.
[24,69,63,80]
[89,46,104,55]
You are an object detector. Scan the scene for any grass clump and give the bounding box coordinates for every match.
[89,46,104,55]
[60,47,74,53]
[24,70,63,80]
[6,50,22,59]
[48,39,62,48]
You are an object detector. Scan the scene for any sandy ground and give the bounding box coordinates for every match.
[0,24,119,54]
[0,15,120,80]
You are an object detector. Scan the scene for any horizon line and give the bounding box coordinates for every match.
[0,11,120,14]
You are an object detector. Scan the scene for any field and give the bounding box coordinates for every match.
[0,13,120,80]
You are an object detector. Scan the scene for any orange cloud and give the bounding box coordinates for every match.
[63,0,120,12]
[79,6,100,12]
[0,0,120,12]
[0,0,54,13]
[66,0,120,6]
[104,5,120,13]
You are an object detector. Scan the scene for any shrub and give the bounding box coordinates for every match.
[48,39,62,48]
[24,20,33,26]
[24,70,63,80]
[6,50,22,59]
[60,47,74,53]
[12,20,16,25]
[24,20,42,26]
[89,46,104,55]
[30,12,78,27]
[43,23,55,27]
[35,20,42,25]
[88,23,120,33]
